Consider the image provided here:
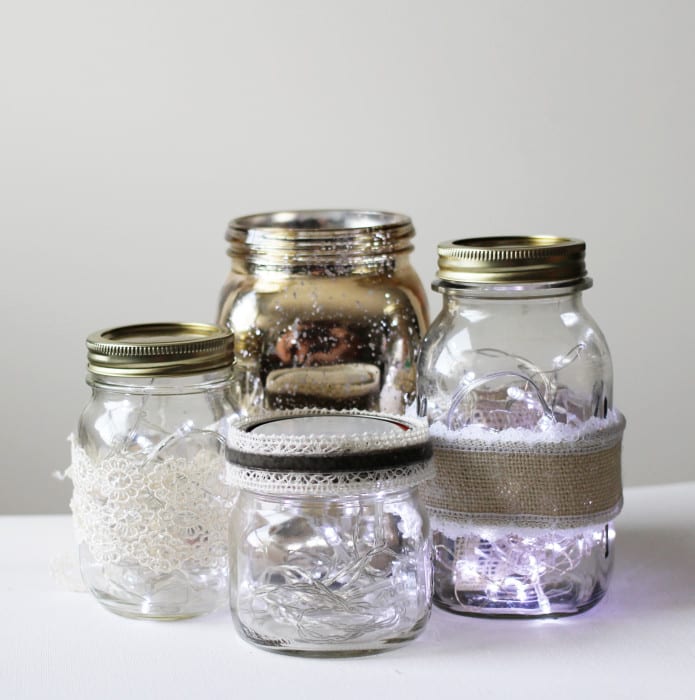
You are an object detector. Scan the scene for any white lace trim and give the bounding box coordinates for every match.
[228,408,430,457]
[66,435,233,575]
[429,410,625,453]
[226,460,435,496]
[429,513,612,538]
[428,504,621,532]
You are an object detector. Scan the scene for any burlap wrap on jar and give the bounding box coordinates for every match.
[425,411,626,530]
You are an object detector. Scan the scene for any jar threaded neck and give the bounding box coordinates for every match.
[226,210,414,273]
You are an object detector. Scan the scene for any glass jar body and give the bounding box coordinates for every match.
[229,487,432,655]
[217,256,428,416]
[72,371,236,620]
[417,289,615,616]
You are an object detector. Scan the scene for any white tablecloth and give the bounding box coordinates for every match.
[1,482,694,699]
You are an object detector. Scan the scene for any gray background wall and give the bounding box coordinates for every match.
[1,1,693,513]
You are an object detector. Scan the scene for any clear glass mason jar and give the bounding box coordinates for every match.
[417,237,625,616]
[217,210,428,416]
[69,323,236,620]
[226,412,434,655]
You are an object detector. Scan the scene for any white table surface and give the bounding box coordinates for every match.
[1,482,694,700]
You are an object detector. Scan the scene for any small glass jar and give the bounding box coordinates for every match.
[226,411,434,655]
[417,237,625,616]
[68,323,236,620]
[217,210,428,416]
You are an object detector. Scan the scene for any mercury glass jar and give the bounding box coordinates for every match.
[226,411,434,655]
[217,210,428,416]
[68,323,236,620]
[417,237,625,616]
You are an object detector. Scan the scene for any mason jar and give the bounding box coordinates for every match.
[417,237,625,616]
[226,411,434,655]
[68,323,236,620]
[217,210,428,416]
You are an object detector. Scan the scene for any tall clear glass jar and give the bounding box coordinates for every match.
[226,411,434,655]
[417,237,625,616]
[68,323,236,620]
[217,210,428,416]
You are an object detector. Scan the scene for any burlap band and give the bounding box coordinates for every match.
[425,412,626,529]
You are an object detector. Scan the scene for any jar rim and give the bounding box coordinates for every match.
[433,277,593,298]
[226,410,432,473]
[226,209,415,270]
[229,209,411,235]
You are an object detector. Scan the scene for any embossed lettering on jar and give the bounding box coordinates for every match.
[417,237,626,616]
[217,210,428,415]
[68,323,236,620]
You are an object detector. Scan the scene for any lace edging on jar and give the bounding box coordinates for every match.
[229,407,431,456]
[226,460,435,496]
[65,435,233,575]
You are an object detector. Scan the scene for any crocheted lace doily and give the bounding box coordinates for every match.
[66,435,232,575]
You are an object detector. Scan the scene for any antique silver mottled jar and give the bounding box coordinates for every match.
[69,323,236,620]
[226,410,434,656]
[417,237,625,617]
[217,210,428,416]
